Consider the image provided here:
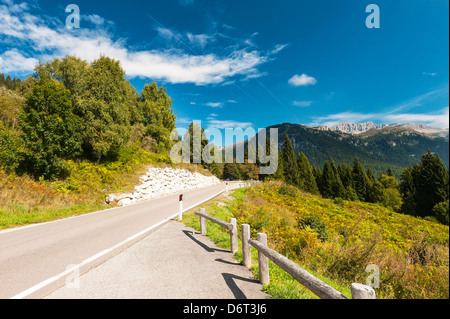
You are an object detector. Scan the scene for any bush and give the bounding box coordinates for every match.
[19,78,82,179]
[278,184,298,198]
[432,200,449,225]
[233,181,449,298]
[0,123,24,173]
[297,214,328,241]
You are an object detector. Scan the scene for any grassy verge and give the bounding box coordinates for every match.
[0,146,212,230]
[180,187,352,299]
[230,181,449,299]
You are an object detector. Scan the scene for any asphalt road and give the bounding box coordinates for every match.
[45,221,269,299]
[0,182,238,299]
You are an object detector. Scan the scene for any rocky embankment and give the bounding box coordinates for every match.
[106,167,222,206]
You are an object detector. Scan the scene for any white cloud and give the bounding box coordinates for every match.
[288,73,317,87]
[384,107,449,129]
[390,87,448,113]
[0,1,283,85]
[310,87,449,129]
[292,100,313,107]
[176,117,192,124]
[82,14,105,26]
[186,32,214,48]
[310,107,449,129]
[207,119,253,129]
[205,102,223,108]
[0,49,38,73]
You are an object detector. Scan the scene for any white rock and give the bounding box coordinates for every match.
[107,167,222,206]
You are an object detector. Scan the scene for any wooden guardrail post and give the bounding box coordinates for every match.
[199,208,206,235]
[351,283,376,299]
[241,224,251,268]
[230,218,238,254]
[195,209,237,254]
[249,234,347,299]
[257,232,269,285]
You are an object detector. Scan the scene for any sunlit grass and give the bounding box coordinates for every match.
[180,187,352,299]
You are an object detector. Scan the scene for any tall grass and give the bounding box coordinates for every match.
[232,181,449,299]
[0,146,172,230]
[180,188,352,299]
[182,182,448,299]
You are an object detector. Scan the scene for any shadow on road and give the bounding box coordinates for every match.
[181,230,230,253]
[221,273,261,299]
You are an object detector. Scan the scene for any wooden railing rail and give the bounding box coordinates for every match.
[242,224,376,299]
[193,210,376,299]
[195,208,238,254]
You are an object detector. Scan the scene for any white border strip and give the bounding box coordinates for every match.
[10,187,227,299]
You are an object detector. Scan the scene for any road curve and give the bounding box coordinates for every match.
[0,182,237,299]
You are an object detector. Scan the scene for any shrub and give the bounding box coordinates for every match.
[432,200,449,225]
[19,78,82,179]
[278,184,298,197]
[233,181,449,298]
[297,213,328,241]
[0,123,24,173]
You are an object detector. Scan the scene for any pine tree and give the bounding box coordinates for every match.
[257,137,277,180]
[412,150,449,218]
[271,147,285,181]
[297,152,319,194]
[338,163,353,189]
[320,160,344,199]
[312,165,322,185]
[367,180,385,204]
[282,134,300,186]
[352,156,370,201]
[399,165,416,216]
[223,162,242,180]
[366,167,376,184]
[330,159,345,198]
[386,167,395,177]
[320,161,334,198]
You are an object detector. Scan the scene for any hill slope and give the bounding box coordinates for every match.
[240,123,449,175]
[233,181,449,299]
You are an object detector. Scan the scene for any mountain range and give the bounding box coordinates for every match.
[315,122,449,139]
[228,122,449,177]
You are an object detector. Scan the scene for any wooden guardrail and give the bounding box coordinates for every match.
[195,208,238,254]
[247,232,346,299]
[194,209,375,299]
[242,223,376,299]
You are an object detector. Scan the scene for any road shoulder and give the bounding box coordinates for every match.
[45,221,269,299]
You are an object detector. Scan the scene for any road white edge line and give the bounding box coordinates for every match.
[10,187,228,299]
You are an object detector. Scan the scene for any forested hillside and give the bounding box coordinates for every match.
[219,132,449,225]
[0,56,178,229]
[268,123,449,175]
[1,56,177,179]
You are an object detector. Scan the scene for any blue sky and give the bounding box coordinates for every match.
[0,0,448,146]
